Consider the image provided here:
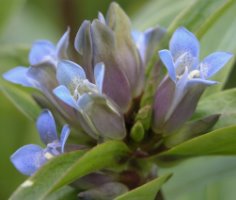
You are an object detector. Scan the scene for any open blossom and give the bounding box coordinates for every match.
[152,27,233,134]
[3,29,69,90]
[53,60,126,140]
[11,110,70,176]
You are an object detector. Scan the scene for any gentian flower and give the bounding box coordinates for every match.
[3,28,70,88]
[53,60,126,140]
[152,27,233,134]
[74,2,144,112]
[11,110,70,176]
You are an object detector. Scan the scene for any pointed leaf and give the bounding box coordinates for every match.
[158,125,236,160]
[115,173,172,200]
[10,141,129,200]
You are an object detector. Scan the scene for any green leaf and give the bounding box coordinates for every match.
[0,81,41,121]
[46,186,78,200]
[194,88,236,129]
[10,141,130,200]
[159,156,236,200]
[157,125,236,160]
[132,0,194,29]
[115,173,172,200]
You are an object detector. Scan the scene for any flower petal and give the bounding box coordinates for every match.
[159,50,176,82]
[170,27,200,60]
[60,124,70,153]
[27,63,57,92]
[141,26,166,64]
[74,20,94,82]
[56,28,70,59]
[94,62,105,93]
[10,144,45,176]
[98,12,106,24]
[201,52,233,78]
[29,40,56,66]
[91,20,132,112]
[53,85,78,109]
[78,94,126,140]
[187,78,217,87]
[3,66,33,87]
[56,60,86,88]
[36,110,58,144]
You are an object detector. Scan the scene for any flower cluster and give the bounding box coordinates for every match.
[3,2,233,197]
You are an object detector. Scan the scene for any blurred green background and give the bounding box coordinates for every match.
[1,0,236,199]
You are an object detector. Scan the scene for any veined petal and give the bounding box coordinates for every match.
[36,110,58,144]
[94,62,105,93]
[10,144,45,176]
[53,85,78,109]
[3,66,33,87]
[60,124,70,153]
[56,60,86,87]
[170,27,199,61]
[201,52,233,78]
[29,40,56,66]
[165,68,189,121]
[159,50,176,82]
[56,28,70,59]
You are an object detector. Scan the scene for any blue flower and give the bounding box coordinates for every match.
[159,27,233,87]
[11,110,70,176]
[53,60,126,140]
[3,28,70,88]
[152,27,233,134]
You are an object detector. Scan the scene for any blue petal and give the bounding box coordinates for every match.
[187,78,217,87]
[56,28,70,59]
[53,85,78,109]
[159,50,176,82]
[142,26,166,64]
[29,40,56,66]
[170,27,200,60]
[201,52,233,78]
[60,124,70,153]
[56,60,86,87]
[3,66,33,87]
[36,110,58,145]
[10,144,45,176]
[94,62,105,93]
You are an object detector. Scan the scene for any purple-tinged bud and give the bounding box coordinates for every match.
[75,2,144,113]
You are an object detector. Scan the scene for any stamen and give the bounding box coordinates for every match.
[188,70,200,79]
[44,152,54,160]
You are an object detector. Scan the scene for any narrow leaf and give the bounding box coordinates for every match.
[10,141,129,200]
[115,173,172,200]
[158,125,236,159]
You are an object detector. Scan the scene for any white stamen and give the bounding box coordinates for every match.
[44,152,54,160]
[21,180,34,188]
[188,70,200,79]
